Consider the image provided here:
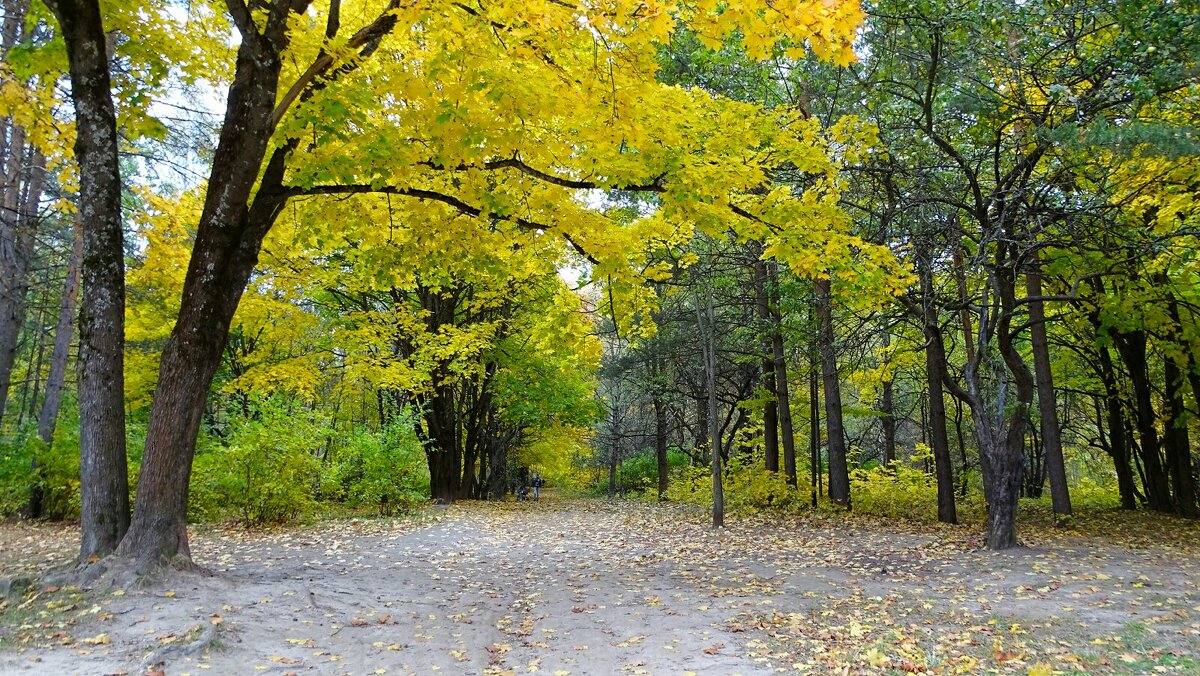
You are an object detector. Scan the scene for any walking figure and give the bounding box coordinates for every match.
[532,475,544,502]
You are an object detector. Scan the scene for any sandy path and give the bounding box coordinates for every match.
[0,499,1197,675]
[0,503,783,675]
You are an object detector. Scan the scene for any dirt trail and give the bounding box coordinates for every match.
[0,500,1197,675]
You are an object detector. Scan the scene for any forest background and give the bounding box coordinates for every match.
[0,0,1197,575]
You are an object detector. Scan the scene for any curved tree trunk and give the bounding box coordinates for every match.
[115,30,293,572]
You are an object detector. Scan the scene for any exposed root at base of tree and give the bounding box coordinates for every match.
[39,553,213,591]
[138,621,220,674]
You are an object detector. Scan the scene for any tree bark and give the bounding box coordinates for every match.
[921,313,959,525]
[698,289,723,528]
[115,16,301,570]
[48,0,131,560]
[0,133,38,422]
[1163,356,1196,517]
[1114,328,1173,512]
[815,277,849,507]
[768,263,796,486]
[654,397,668,500]
[753,258,779,472]
[987,265,1035,549]
[1025,254,1072,521]
[809,356,820,507]
[881,380,896,467]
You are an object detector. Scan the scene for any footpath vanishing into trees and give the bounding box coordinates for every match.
[0,499,1197,675]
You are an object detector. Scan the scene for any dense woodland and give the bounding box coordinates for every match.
[0,0,1197,579]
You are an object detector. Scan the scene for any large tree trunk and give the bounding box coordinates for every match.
[28,220,83,519]
[115,28,294,571]
[48,0,130,561]
[1025,254,1072,521]
[753,258,779,472]
[815,278,850,508]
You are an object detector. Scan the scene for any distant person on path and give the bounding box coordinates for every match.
[532,475,544,502]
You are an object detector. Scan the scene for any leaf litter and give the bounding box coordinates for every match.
[0,500,1195,674]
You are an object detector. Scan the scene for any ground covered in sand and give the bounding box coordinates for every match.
[0,499,1197,675]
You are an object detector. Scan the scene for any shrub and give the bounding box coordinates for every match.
[334,415,429,515]
[664,452,811,512]
[0,403,83,520]
[617,448,690,493]
[190,398,335,524]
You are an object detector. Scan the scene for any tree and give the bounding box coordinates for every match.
[44,0,130,560]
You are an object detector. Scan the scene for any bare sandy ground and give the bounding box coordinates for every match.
[0,499,1197,675]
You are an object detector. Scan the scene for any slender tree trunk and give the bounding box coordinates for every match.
[0,131,34,421]
[809,357,820,507]
[654,397,668,500]
[881,329,896,466]
[921,320,959,524]
[1025,254,1072,521]
[48,0,130,561]
[1164,357,1196,517]
[988,265,1035,549]
[815,278,849,507]
[1114,329,1173,512]
[754,258,780,472]
[698,290,723,528]
[1091,318,1138,509]
[768,263,796,486]
[881,382,896,467]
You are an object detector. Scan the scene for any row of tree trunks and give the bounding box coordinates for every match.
[0,0,39,422]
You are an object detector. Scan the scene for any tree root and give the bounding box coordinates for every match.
[40,553,212,591]
[139,621,220,674]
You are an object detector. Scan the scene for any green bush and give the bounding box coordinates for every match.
[190,398,336,524]
[334,415,429,515]
[617,448,690,493]
[0,404,83,520]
